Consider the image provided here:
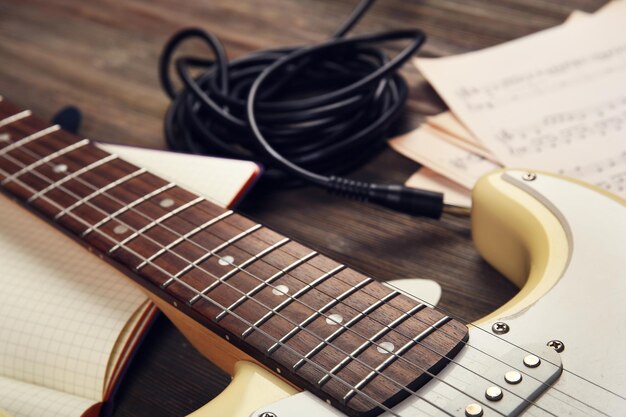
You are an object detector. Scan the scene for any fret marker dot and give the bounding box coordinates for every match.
[113,225,128,235]
[326,314,343,326]
[272,285,289,296]
[53,164,68,173]
[218,255,235,266]
[377,341,395,354]
[0,133,10,142]
[159,198,175,208]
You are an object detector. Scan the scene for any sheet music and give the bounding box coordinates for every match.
[415,1,626,198]
[426,112,481,146]
[390,125,501,189]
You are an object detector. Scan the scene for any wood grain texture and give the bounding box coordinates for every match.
[0,0,608,416]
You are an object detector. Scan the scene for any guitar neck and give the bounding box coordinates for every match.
[0,99,467,417]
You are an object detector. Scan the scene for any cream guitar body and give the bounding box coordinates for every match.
[156,170,626,417]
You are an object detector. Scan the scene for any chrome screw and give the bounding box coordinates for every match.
[547,340,565,352]
[522,172,537,181]
[492,322,510,335]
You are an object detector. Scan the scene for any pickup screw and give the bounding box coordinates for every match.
[492,322,510,335]
[547,340,565,352]
[522,172,537,181]
[259,413,277,417]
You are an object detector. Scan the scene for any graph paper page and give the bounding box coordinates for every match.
[0,376,94,417]
[0,194,148,402]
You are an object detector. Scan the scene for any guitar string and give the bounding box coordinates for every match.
[0,133,488,417]
[0,114,612,416]
[0,118,607,416]
[0,134,564,417]
[1,140,537,417]
[212,222,615,415]
[0,151,468,417]
[0,115,616,415]
[0,167,414,417]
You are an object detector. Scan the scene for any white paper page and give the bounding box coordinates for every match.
[0,195,147,401]
[0,376,94,417]
[422,10,591,165]
[416,2,626,198]
[389,126,502,189]
[425,112,481,146]
[427,124,498,162]
[97,144,259,208]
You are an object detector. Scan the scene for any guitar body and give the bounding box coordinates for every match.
[0,104,623,417]
[163,169,626,417]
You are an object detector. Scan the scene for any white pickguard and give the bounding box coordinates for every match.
[252,172,626,417]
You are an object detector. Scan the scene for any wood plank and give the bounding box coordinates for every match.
[0,0,608,415]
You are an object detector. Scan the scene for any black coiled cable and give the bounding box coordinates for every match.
[159,0,449,218]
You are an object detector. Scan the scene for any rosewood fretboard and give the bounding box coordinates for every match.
[0,99,468,417]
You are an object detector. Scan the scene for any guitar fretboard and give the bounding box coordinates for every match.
[0,99,468,417]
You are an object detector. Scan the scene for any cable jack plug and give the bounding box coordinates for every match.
[328,176,446,219]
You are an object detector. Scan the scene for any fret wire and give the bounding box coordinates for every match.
[188,237,291,304]
[292,289,394,371]
[0,134,566,416]
[220,236,598,416]
[1,134,434,400]
[0,146,470,416]
[0,109,31,129]
[0,168,446,417]
[0,125,60,158]
[241,261,341,338]
[209,227,587,415]
[318,303,425,387]
[0,131,452,399]
[80,183,176,237]
[3,140,563,417]
[27,153,117,202]
[0,166,408,417]
[344,316,452,402]
[266,264,348,354]
[29,137,617,417]
[1,138,89,186]
[164,224,263,290]
[108,196,205,254]
[54,168,148,220]
[216,250,318,321]
[135,210,234,271]
[85,166,523,416]
[0,146,532,416]
[1,134,485,413]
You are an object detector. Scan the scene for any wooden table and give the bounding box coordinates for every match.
[0,0,607,415]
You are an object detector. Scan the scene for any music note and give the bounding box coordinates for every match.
[415,2,626,199]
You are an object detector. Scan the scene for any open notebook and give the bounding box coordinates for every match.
[0,145,260,417]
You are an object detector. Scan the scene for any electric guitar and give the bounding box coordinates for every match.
[0,99,624,417]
